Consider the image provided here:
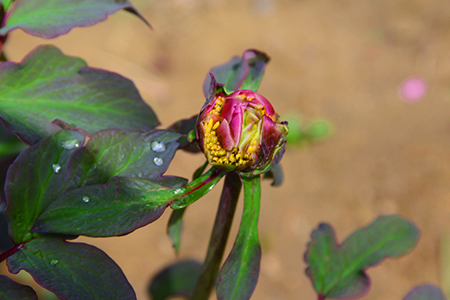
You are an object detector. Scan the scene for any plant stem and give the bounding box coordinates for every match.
[190,172,242,300]
[0,243,22,263]
[215,175,261,300]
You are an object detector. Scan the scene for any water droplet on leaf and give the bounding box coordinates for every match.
[52,164,61,173]
[151,141,166,152]
[50,259,58,266]
[61,139,80,150]
[82,196,90,203]
[153,157,163,166]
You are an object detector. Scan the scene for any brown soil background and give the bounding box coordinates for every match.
[2,0,450,299]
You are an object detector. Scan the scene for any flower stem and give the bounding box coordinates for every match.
[190,172,242,300]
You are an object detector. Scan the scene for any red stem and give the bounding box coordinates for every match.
[0,243,23,263]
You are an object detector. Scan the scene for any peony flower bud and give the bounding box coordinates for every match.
[196,87,288,175]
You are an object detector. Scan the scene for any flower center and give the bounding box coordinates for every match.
[202,96,262,169]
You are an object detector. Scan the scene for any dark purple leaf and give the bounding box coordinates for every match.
[4,130,86,244]
[304,215,420,299]
[262,163,283,186]
[403,285,447,300]
[148,259,202,300]
[203,49,270,96]
[167,207,186,254]
[216,175,261,300]
[166,162,209,254]
[35,168,224,237]
[7,237,136,300]
[0,0,150,38]
[33,177,170,237]
[167,115,200,153]
[5,128,181,242]
[0,45,158,145]
[0,275,38,300]
[66,129,181,186]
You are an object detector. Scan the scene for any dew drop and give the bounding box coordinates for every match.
[50,259,58,266]
[174,188,183,195]
[151,141,166,152]
[52,164,61,173]
[61,139,80,150]
[82,196,90,203]
[153,157,163,166]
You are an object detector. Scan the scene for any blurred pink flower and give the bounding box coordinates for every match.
[399,77,427,102]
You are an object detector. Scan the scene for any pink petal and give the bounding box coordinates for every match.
[217,119,235,150]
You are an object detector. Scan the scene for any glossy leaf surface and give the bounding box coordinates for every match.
[34,177,170,236]
[148,259,202,300]
[0,45,158,145]
[4,130,86,244]
[65,129,180,185]
[403,285,447,300]
[203,49,270,96]
[5,128,180,241]
[0,275,38,300]
[166,162,208,253]
[7,237,136,300]
[0,0,148,38]
[36,168,224,236]
[170,168,226,209]
[216,175,261,300]
[0,124,25,158]
[305,215,420,299]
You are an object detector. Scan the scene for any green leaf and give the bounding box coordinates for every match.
[67,129,181,185]
[403,285,447,300]
[0,0,13,10]
[304,215,420,299]
[166,162,208,254]
[170,167,226,209]
[33,177,170,236]
[167,208,186,254]
[4,130,86,244]
[216,175,261,300]
[7,237,136,300]
[203,49,270,95]
[0,126,26,159]
[167,115,200,153]
[0,275,38,300]
[284,115,332,146]
[0,45,158,145]
[35,167,225,236]
[5,128,181,242]
[148,259,202,300]
[0,0,149,38]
